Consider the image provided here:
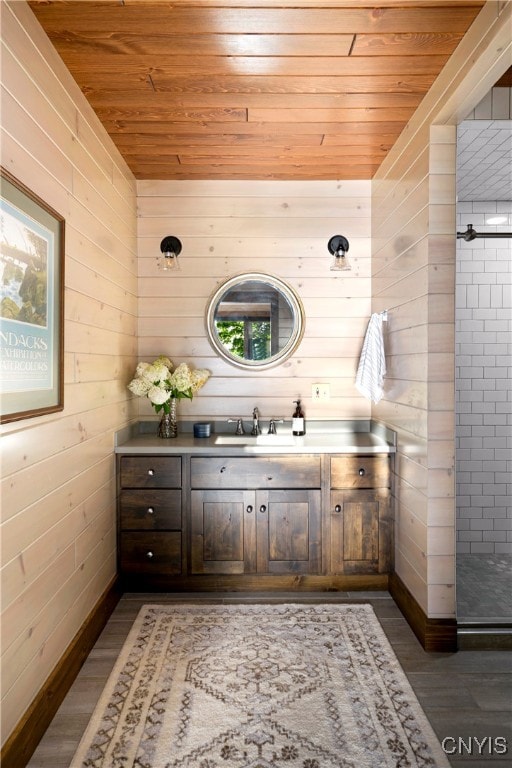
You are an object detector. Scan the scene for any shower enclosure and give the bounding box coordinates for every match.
[455,103,512,637]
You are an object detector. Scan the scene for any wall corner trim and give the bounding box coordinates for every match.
[389,572,457,653]
[1,576,122,768]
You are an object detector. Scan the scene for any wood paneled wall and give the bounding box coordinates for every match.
[371,0,511,618]
[137,179,372,425]
[0,1,137,745]
[2,7,509,748]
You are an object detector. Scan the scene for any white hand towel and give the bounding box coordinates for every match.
[355,313,386,403]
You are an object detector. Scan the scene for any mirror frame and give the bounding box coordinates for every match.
[206,272,305,370]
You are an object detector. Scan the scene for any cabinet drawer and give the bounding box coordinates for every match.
[119,490,181,530]
[120,532,181,575]
[191,456,321,489]
[119,456,181,488]
[330,456,390,489]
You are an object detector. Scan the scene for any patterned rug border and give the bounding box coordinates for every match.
[71,602,451,768]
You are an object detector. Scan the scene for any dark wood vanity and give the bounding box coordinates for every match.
[116,429,394,591]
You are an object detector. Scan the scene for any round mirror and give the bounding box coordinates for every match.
[206,273,305,370]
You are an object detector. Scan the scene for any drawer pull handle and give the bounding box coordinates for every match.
[148,469,155,476]
[220,466,226,473]
[246,505,253,513]
[146,551,154,559]
[267,476,273,481]
[259,504,267,513]
[334,504,342,514]
[358,468,366,476]
[147,507,155,515]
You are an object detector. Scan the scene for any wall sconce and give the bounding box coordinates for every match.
[328,235,351,271]
[158,236,182,271]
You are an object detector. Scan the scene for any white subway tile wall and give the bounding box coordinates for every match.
[456,201,512,555]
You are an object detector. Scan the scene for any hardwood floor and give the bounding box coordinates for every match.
[26,592,512,768]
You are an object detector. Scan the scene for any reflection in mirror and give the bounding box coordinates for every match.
[206,273,304,370]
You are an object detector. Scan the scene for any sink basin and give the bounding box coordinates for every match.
[255,434,297,446]
[215,434,297,447]
[214,435,252,445]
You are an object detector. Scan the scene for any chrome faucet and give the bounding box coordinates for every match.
[268,418,284,434]
[228,418,245,435]
[251,407,261,436]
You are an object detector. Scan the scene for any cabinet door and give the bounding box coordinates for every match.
[330,489,391,574]
[257,490,321,574]
[191,490,256,574]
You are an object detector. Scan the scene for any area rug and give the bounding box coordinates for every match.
[70,603,450,767]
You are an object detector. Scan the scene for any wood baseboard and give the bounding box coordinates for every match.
[1,576,122,768]
[121,573,390,592]
[389,572,457,652]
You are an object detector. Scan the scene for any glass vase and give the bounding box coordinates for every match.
[158,398,178,438]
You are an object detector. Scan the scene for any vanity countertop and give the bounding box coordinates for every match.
[115,420,396,455]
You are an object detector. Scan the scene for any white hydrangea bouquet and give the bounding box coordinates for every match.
[128,355,210,415]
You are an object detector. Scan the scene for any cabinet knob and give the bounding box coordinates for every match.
[246,505,253,513]
[334,504,342,513]
[220,466,226,473]
[259,504,267,513]
[146,551,154,559]
[148,469,155,476]
[358,468,366,476]
[147,507,155,515]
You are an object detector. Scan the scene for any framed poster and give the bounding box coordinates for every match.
[0,167,65,423]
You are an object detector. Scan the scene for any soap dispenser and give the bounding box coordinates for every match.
[292,399,305,436]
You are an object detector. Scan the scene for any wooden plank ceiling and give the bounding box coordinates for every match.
[28,0,485,180]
